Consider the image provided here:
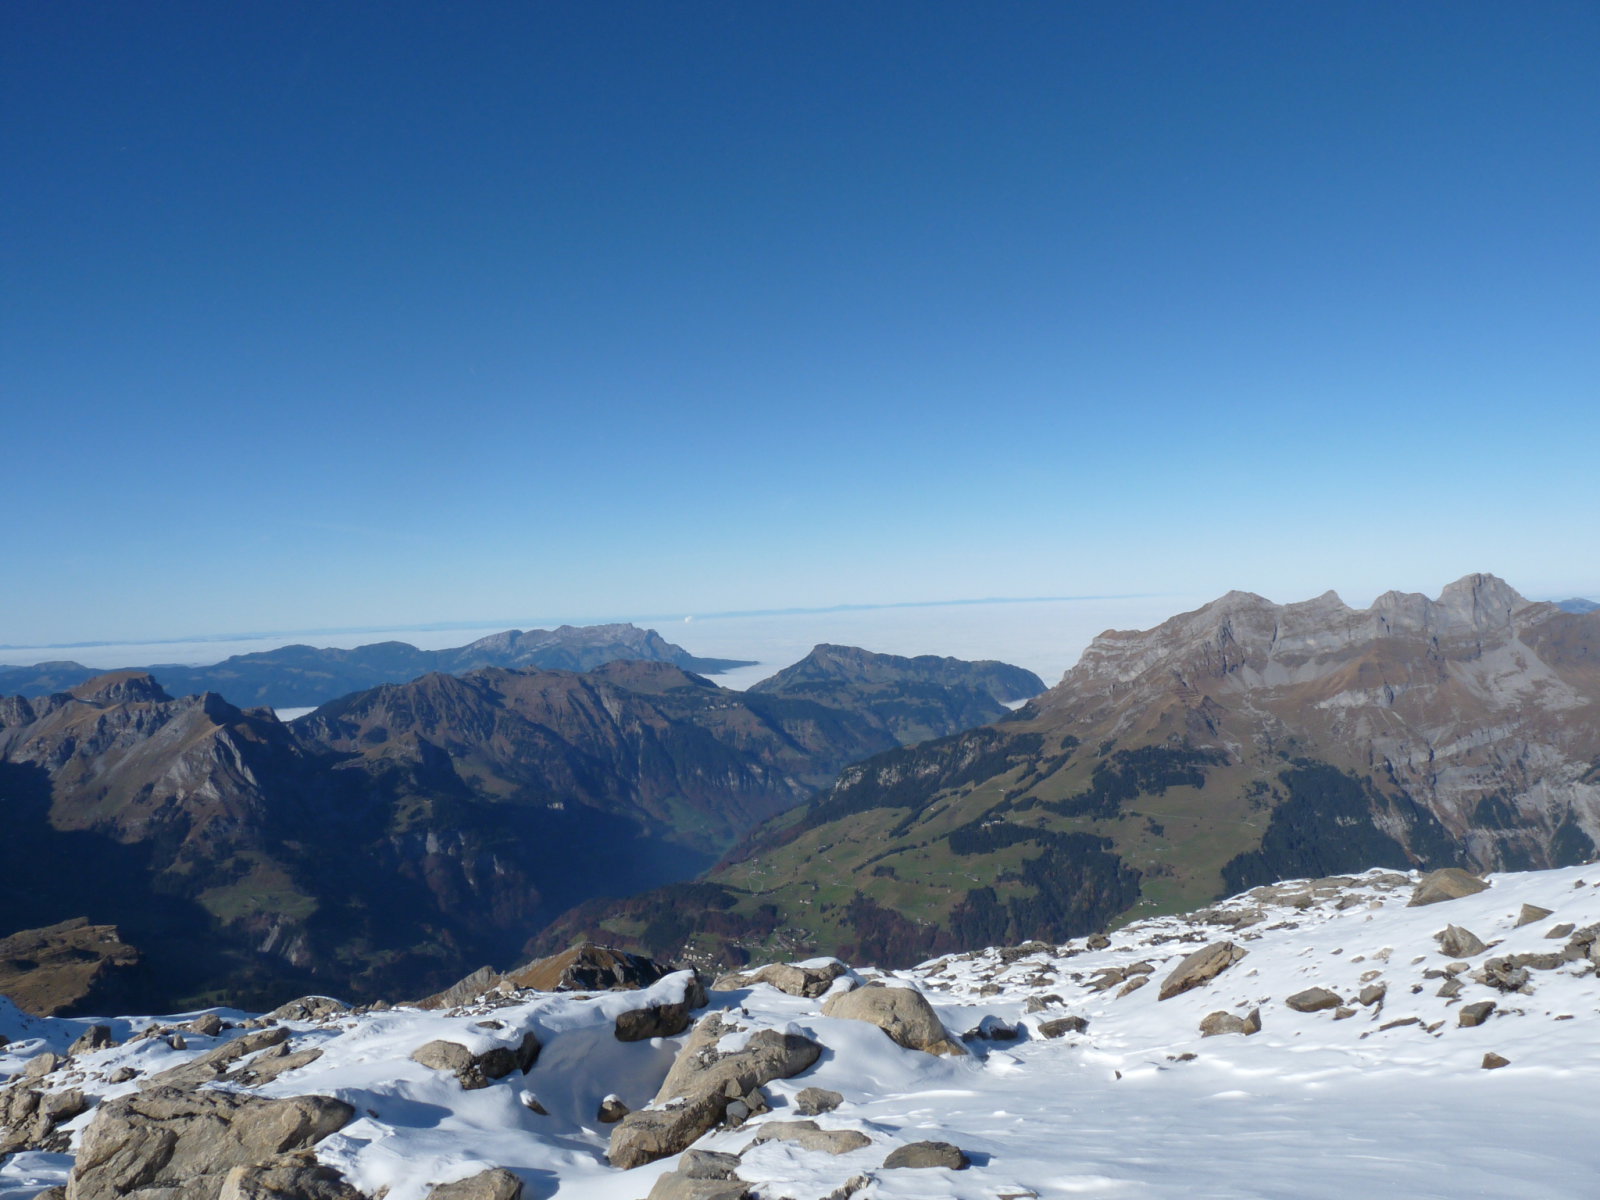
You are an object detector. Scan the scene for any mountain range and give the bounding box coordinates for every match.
[0,623,754,711]
[0,647,1042,1012]
[541,574,1600,968]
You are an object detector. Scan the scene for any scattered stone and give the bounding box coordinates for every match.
[1516,904,1555,928]
[1476,958,1532,993]
[962,1015,1020,1041]
[1116,976,1148,998]
[1482,1052,1510,1070]
[1408,869,1490,907]
[263,996,349,1023]
[218,1162,366,1200]
[747,1119,872,1155]
[1157,941,1248,1000]
[713,961,846,999]
[66,1086,355,1200]
[883,1141,969,1170]
[426,1167,525,1200]
[597,1095,630,1124]
[107,1067,138,1084]
[1036,1015,1089,1039]
[1086,934,1111,950]
[186,1013,226,1037]
[1379,1017,1420,1031]
[1435,925,1488,958]
[410,1032,541,1089]
[1358,983,1387,1006]
[1547,923,1576,939]
[795,1087,843,1116]
[1023,994,1063,1013]
[822,985,966,1056]
[1332,1006,1357,1020]
[1459,1000,1497,1027]
[1436,979,1463,999]
[167,1034,187,1051]
[1199,1011,1245,1037]
[69,1025,117,1057]
[615,975,710,1041]
[646,1174,748,1200]
[1285,987,1343,1013]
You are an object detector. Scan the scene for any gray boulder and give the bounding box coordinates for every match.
[218,1163,366,1200]
[1036,1015,1088,1039]
[1408,869,1489,907]
[1157,941,1248,1000]
[1459,1000,1496,1027]
[614,975,710,1042]
[426,1168,524,1200]
[1199,1008,1260,1037]
[1285,987,1343,1013]
[821,985,966,1056]
[410,1032,540,1089]
[69,1025,117,1057]
[713,961,846,999]
[883,1141,969,1169]
[746,1119,871,1155]
[1482,1052,1510,1070]
[263,996,349,1023]
[1436,925,1488,958]
[795,1087,843,1116]
[66,1086,355,1200]
[1515,903,1554,928]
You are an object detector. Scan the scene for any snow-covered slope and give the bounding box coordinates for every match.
[4,865,1599,1200]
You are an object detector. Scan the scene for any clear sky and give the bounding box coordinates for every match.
[4,1,1596,647]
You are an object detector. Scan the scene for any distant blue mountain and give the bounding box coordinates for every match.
[1556,598,1599,614]
[0,623,753,710]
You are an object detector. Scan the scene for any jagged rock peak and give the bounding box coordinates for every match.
[67,670,172,706]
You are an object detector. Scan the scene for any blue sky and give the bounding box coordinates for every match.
[4,2,1596,646]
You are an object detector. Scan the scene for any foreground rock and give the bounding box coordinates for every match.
[1157,941,1248,1000]
[608,1014,822,1169]
[66,1086,356,1200]
[821,984,966,1056]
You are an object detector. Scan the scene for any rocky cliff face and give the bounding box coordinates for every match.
[538,576,1600,969]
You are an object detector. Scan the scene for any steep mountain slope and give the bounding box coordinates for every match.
[0,648,1038,1009]
[540,575,1600,968]
[0,623,753,710]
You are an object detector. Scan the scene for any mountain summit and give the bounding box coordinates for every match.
[544,575,1600,968]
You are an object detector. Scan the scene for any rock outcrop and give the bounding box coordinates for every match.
[1158,942,1248,1000]
[66,1087,356,1200]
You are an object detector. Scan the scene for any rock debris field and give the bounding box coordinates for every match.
[4,864,1600,1199]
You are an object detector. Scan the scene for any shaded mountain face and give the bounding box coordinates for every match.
[0,646,1037,1010]
[747,644,1044,746]
[537,575,1600,970]
[0,622,754,710]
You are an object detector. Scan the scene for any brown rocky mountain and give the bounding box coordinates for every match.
[0,648,1040,1011]
[537,575,1600,969]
